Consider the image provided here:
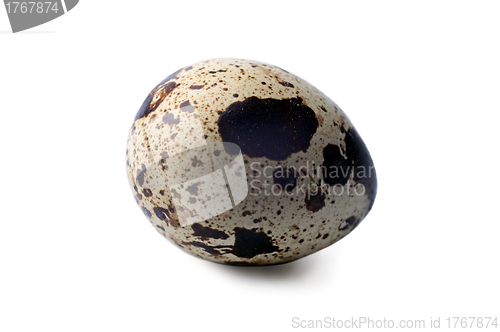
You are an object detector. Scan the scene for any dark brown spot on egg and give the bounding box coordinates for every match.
[190,85,204,90]
[322,144,350,186]
[153,207,171,221]
[277,66,289,73]
[305,190,325,212]
[180,100,196,113]
[135,79,178,120]
[229,227,279,259]
[163,113,180,125]
[279,81,294,88]
[323,128,377,204]
[344,128,377,204]
[191,156,203,167]
[351,216,363,230]
[143,188,152,197]
[191,223,229,240]
[136,164,146,186]
[182,241,222,256]
[142,207,152,218]
[162,205,181,228]
[339,216,357,231]
[160,151,169,160]
[171,189,181,199]
[186,182,201,196]
[218,97,318,160]
[273,167,297,192]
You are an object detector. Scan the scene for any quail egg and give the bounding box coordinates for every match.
[125,58,377,265]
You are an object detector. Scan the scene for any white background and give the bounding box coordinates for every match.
[1,1,499,331]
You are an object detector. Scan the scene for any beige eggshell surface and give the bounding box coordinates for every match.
[125,58,377,265]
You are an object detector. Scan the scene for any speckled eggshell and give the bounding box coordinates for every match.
[125,58,377,266]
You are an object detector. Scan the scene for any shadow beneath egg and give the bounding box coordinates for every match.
[208,253,326,283]
[162,232,336,284]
